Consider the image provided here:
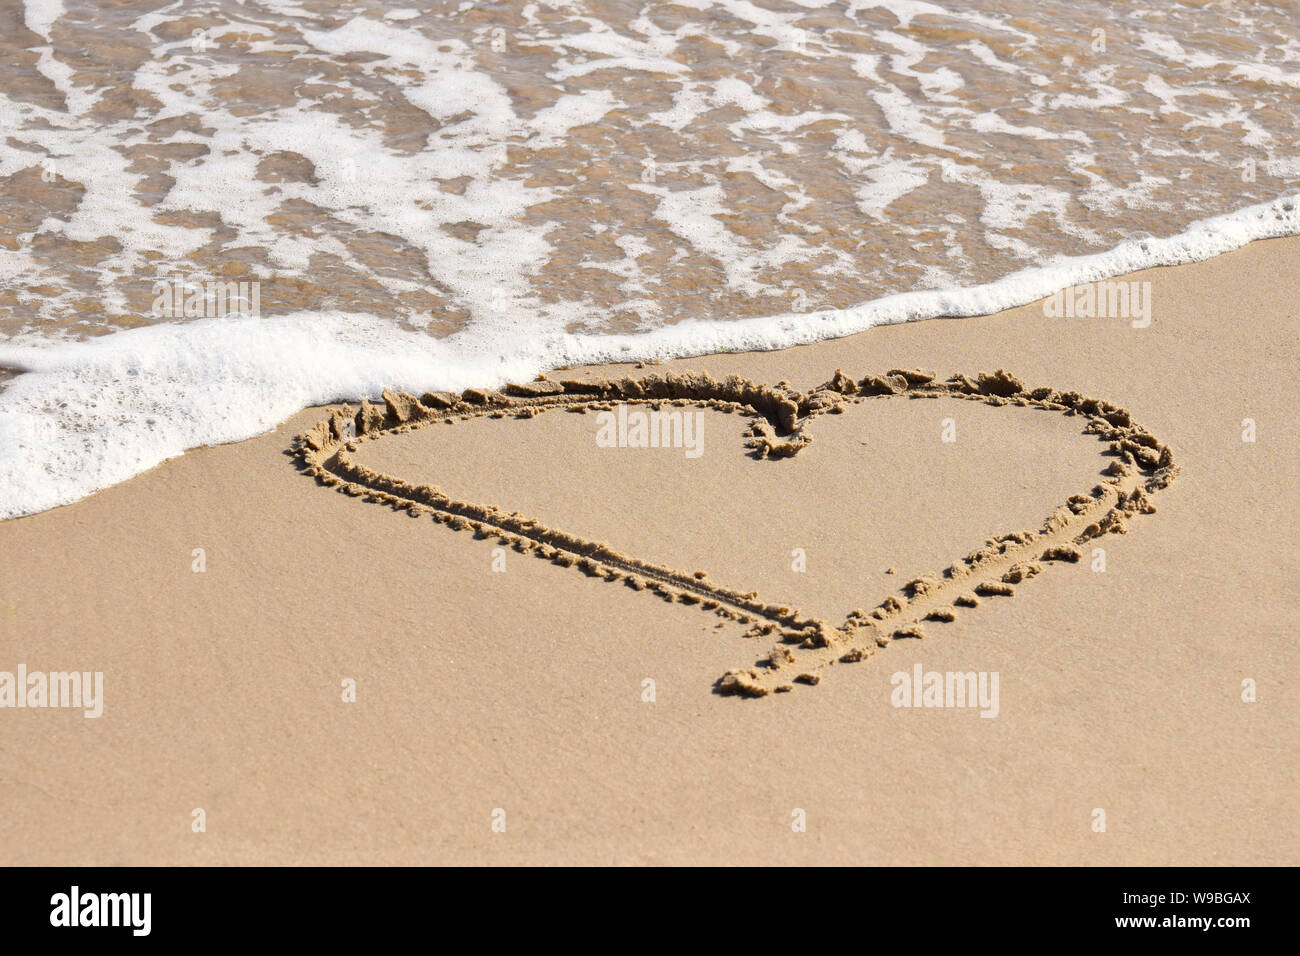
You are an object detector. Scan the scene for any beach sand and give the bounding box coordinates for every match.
[0,236,1295,865]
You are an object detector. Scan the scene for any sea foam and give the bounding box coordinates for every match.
[0,192,1295,520]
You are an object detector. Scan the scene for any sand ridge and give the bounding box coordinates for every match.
[294,368,1178,697]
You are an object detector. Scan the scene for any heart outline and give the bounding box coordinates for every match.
[294,368,1178,697]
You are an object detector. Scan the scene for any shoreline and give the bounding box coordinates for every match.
[2,190,1299,522]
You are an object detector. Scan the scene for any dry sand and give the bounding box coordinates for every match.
[0,236,1296,865]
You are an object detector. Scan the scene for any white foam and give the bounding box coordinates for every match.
[628,182,816,295]
[850,158,931,220]
[526,91,621,149]
[22,0,63,41]
[1,192,1296,521]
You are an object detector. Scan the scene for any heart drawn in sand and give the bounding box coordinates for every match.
[295,368,1177,697]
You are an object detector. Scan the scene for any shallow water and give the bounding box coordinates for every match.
[4,0,1299,342]
[1,0,1298,517]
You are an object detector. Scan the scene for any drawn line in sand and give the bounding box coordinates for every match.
[294,369,1177,697]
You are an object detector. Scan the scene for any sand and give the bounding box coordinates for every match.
[0,236,1296,865]
[300,367,1175,696]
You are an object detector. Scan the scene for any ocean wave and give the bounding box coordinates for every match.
[1,191,1295,519]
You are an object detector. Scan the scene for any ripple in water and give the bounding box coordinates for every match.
[1,0,1298,343]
